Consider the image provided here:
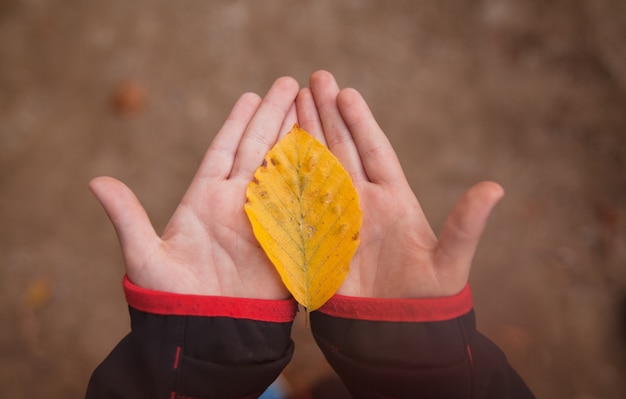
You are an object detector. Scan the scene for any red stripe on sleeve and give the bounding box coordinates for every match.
[317,284,473,322]
[123,276,297,323]
[172,346,181,370]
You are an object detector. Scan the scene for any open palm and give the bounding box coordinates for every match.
[297,71,504,299]
[90,77,299,299]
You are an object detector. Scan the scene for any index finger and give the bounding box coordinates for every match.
[195,92,263,182]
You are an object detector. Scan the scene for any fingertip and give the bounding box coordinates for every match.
[434,181,506,284]
[337,87,372,123]
[295,87,327,145]
[481,180,504,194]
[225,92,262,125]
[88,176,104,192]
[264,76,299,106]
[89,175,108,186]
[453,182,505,233]
[272,76,300,93]
[440,181,506,246]
[237,91,262,105]
[88,175,119,197]
[87,176,137,216]
[337,87,363,105]
[297,87,312,100]
[229,76,300,180]
[469,181,505,207]
[310,69,333,81]
[309,70,338,90]
[88,176,157,260]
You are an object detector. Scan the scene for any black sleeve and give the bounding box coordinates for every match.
[310,309,534,399]
[86,307,294,399]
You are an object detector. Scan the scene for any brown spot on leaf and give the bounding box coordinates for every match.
[304,224,316,238]
[352,232,360,241]
[335,224,348,235]
[261,159,268,168]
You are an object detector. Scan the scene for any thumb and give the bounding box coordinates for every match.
[89,176,159,274]
[434,181,504,288]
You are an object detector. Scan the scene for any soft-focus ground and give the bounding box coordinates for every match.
[1,1,625,398]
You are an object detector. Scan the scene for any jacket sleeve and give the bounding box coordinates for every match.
[310,284,535,399]
[86,276,298,399]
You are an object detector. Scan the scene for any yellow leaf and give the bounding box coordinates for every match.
[245,124,362,312]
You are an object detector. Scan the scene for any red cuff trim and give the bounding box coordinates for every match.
[317,284,473,322]
[123,276,297,323]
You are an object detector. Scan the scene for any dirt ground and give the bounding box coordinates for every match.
[1,1,625,398]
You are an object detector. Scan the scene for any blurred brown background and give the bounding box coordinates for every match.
[1,0,625,397]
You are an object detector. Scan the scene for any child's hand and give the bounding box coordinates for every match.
[297,71,504,298]
[89,77,299,299]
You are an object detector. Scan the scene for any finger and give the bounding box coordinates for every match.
[337,88,406,185]
[295,87,327,146]
[89,176,159,272]
[195,92,262,181]
[230,76,299,180]
[278,101,298,140]
[309,70,366,181]
[434,181,505,285]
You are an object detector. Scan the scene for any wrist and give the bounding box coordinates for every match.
[123,275,298,322]
[316,284,472,322]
